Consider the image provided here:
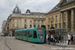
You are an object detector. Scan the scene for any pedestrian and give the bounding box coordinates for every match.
[46,34,48,43]
[59,35,61,43]
[71,35,73,45]
[53,35,56,44]
[67,34,71,45]
[55,35,57,43]
[48,35,50,45]
[51,34,53,42]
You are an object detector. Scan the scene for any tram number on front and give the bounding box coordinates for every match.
[37,29,43,31]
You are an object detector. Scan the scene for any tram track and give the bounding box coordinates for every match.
[0,37,6,50]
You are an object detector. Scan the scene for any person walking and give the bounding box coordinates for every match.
[53,35,56,44]
[51,34,53,42]
[71,35,73,45]
[48,35,50,45]
[46,34,48,43]
[67,34,71,45]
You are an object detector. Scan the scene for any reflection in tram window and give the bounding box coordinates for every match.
[23,31,27,36]
[17,32,19,36]
[33,31,37,38]
[20,32,21,36]
[28,31,32,37]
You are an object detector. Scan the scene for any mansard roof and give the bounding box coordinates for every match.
[48,4,60,13]
[13,4,21,14]
[21,12,46,15]
[29,12,46,15]
[59,0,75,7]
[25,9,46,15]
[47,0,75,14]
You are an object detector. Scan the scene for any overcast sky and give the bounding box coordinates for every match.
[0,0,59,32]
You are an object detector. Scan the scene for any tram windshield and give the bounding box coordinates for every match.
[37,29,44,39]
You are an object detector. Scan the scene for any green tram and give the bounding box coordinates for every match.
[15,27,45,43]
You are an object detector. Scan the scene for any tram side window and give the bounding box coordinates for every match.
[20,32,22,36]
[16,32,17,36]
[18,32,19,36]
[28,31,32,38]
[17,32,19,36]
[33,31,37,38]
[23,31,27,36]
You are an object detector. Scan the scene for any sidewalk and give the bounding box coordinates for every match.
[48,42,75,47]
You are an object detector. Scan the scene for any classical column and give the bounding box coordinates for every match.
[61,12,63,28]
[66,11,68,29]
[71,9,74,31]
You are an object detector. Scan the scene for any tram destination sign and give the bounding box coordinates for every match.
[37,29,43,31]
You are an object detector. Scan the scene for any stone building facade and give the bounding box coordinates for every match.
[7,5,46,36]
[46,0,75,32]
[2,20,7,34]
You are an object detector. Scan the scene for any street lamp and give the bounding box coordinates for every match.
[49,17,54,23]
[49,17,54,27]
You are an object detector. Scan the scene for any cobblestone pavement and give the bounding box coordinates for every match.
[5,37,75,50]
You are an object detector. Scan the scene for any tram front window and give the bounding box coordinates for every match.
[37,29,44,39]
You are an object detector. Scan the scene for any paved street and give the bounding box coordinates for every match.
[0,36,75,50]
[0,36,9,50]
[0,36,2,50]
[5,37,75,50]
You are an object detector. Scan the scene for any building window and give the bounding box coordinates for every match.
[48,25,50,29]
[60,15,61,21]
[34,25,36,27]
[59,23,61,28]
[17,19,18,22]
[38,25,40,27]
[38,20,40,23]
[24,24,26,28]
[30,25,32,28]
[34,20,36,23]
[56,16,57,22]
[25,20,26,23]
[63,22,65,28]
[25,27,26,29]
[13,24,14,27]
[55,24,57,28]
[49,18,50,22]
[42,20,44,23]
[17,24,18,28]
[30,20,32,22]
[51,24,53,27]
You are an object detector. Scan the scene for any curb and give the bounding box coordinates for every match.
[46,42,67,47]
